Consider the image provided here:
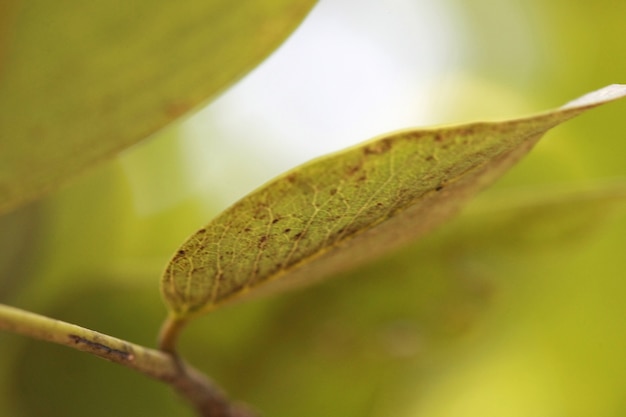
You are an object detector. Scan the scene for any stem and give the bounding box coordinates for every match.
[0,303,258,417]
[158,313,188,354]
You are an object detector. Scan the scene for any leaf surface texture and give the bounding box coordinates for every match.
[161,85,626,319]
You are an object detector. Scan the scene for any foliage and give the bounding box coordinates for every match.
[1,1,626,417]
[161,90,624,321]
[0,0,315,214]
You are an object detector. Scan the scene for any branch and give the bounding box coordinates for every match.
[0,303,258,417]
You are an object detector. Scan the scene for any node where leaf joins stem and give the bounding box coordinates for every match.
[0,303,257,417]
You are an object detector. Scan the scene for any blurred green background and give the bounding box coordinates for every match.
[1,1,626,416]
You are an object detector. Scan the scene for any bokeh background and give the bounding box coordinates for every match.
[1,1,626,416]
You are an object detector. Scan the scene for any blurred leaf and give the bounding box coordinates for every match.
[0,203,43,300]
[161,85,626,320]
[0,0,19,71]
[444,180,626,254]
[10,160,136,309]
[0,0,317,215]
[400,211,626,417]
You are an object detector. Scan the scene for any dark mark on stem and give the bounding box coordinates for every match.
[69,334,134,361]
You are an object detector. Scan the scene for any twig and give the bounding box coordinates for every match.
[0,303,258,417]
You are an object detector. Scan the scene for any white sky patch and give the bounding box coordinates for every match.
[181,0,464,209]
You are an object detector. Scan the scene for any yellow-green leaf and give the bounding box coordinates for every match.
[161,84,626,320]
[444,180,626,253]
[0,0,316,215]
[0,1,19,72]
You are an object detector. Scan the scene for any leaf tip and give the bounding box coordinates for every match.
[561,84,626,110]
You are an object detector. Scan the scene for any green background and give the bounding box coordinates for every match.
[1,1,626,416]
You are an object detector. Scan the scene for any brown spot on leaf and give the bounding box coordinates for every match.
[284,228,292,233]
[165,101,192,119]
[364,139,393,155]
[462,127,475,135]
[346,165,361,176]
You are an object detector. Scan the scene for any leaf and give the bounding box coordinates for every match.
[0,203,43,300]
[0,0,19,72]
[167,182,626,417]
[161,84,626,320]
[0,0,316,215]
[441,180,626,254]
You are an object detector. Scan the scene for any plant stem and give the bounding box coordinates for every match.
[0,303,258,417]
[158,313,188,353]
